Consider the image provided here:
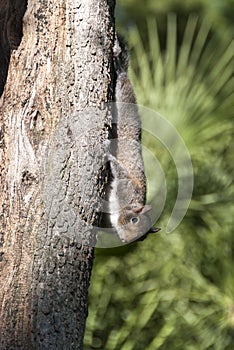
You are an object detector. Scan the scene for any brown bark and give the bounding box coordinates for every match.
[0,0,115,349]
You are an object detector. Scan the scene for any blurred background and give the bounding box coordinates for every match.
[84,1,234,349]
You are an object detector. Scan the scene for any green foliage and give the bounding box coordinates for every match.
[116,0,234,40]
[84,13,234,350]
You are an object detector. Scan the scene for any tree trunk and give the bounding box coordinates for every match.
[0,0,115,349]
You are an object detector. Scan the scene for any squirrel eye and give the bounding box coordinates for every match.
[131,217,139,224]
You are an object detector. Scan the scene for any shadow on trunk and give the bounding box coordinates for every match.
[0,0,27,97]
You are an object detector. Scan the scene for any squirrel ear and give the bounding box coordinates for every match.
[135,204,152,214]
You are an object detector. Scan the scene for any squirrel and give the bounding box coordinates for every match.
[105,34,160,243]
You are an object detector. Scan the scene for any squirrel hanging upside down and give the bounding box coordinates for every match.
[105,34,160,243]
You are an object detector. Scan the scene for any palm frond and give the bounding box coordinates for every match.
[84,14,234,350]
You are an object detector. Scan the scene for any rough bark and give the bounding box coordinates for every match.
[0,0,115,349]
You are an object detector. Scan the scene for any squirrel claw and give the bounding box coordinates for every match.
[148,227,161,233]
[134,227,161,243]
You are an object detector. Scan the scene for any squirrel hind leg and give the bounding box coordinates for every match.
[113,33,129,73]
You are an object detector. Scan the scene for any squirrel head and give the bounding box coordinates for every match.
[116,204,159,243]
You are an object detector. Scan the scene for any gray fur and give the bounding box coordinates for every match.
[107,35,156,243]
